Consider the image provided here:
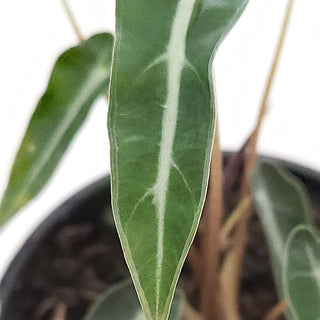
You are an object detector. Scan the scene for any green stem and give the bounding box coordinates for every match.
[61,0,84,42]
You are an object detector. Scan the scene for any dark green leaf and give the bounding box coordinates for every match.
[108,1,248,319]
[0,33,114,225]
[83,280,185,320]
[251,160,314,295]
[283,225,320,320]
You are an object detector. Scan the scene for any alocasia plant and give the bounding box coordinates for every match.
[2,0,320,320]
[108,1,248,319]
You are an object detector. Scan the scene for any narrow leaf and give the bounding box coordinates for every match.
[108,1,248,320]
[83,280,185,320]
[0,33,114,225]
[251,160,314,293]
[283,225,320,320]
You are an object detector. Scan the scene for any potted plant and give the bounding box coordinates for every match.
[0,0,319,319]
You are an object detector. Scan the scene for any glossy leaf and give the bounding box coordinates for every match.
[108,1,248,319]
[251,160,314,293]
[283,225,320,320]
[83,280,184,320]
[0,33,114,225]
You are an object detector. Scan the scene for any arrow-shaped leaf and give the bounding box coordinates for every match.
[83,280,185,320]
[108,1,248,320]
[251,160,314,294]
[283,225,320,320]
[0,33,114,225]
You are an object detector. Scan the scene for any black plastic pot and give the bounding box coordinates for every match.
[0,176,111,320]
[0,156,320,319]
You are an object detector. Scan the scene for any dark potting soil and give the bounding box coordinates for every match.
[8,209,279,320]
[7,222,282,315]
[8,207,130,320]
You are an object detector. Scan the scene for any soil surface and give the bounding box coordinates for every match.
[6,207,129,320]
[5,154,319,320]
[7,209,280,320]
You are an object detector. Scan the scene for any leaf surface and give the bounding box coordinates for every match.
[0,33,114,225]
[108,1,248,319]
[283,225,320,320]
[83,280,184,320]
[251,160,314,293]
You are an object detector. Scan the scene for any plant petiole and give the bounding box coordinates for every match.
[61,0,84,42]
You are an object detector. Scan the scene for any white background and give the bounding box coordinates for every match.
[0,0,319,279]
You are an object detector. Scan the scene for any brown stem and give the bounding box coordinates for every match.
[51,303,67,320]
[61,0,84,42]
[242,0,295,195]
[186,245,203,285]
[220,197,251,248]
[263,300,288,320]
[182,301,203,320]
[220,198,252,320]
[223,137,249,200]
[220,238,245,320]
[220,1,295,318]
[200,127,225,320]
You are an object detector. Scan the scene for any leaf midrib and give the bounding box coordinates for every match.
[150,0,197,317]
[11,67,107,210]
